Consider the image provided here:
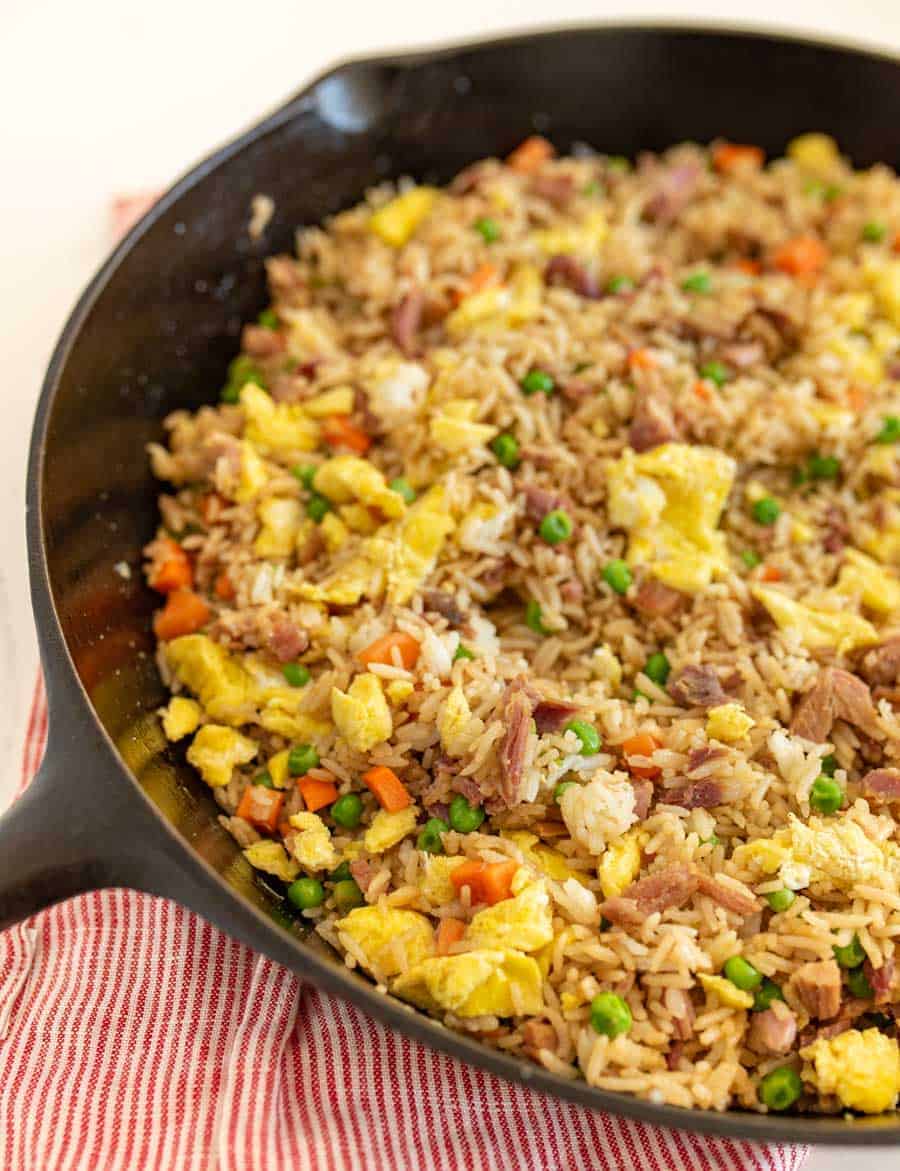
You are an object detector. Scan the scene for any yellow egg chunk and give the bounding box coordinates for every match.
[240,383,319,453]
[288,811,338,871]
[369,187,439,247]
[386,679,414,705]
[336,906,434,979]
[437,685,483,757]
[313,455,406,519]
[243,840,300,883]
[430,400,499,453]
[533,208,608,255]
[706,704,755,743]
[445,286,512,337]
[254,496,302,558]
[266,748,291,789]
[751,586,879,653]
[186,725,258,788]
[598,831,643,898]
[787,133,840,173]
[835,548,900,613]
[503,831,587,885]
[234,440,269,503]
[319,511,350,554]
[418,855,466,904]
[607,443,736,592]
[161,696,202,741]
[330,673,393,753]
[303,386,356,417]
[392,949,544,1017]
[801,1029,900,1114]
[698,974,753,1010]
[364,806,420,853]
[257,709,331,742]
[466,881,554,953]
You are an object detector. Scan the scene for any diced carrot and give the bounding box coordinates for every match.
[772,236,828,278]
[153,589,210,641]
[693,379,713,401]
[621,732,662,780]
[322,415,371,454]
[435,917,467,956]
[361,765,412,812]
[148,539,192,593]
[893,232,900,255]
[758,564,782,582]
[846,385,868,412]
[236,785,285,833]
[449,859,518,906]
[712,143,765,173]
[277,819,294,838]
[214,572,235,601]
[453,262,502,306]
[298,774,339,813]
[627,348,656,371]
[358,631,421,670]
[734,258,762,276]
[506,135,555,173]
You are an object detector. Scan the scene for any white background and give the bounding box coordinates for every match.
[4,2,900,1164]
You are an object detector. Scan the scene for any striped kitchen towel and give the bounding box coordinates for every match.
[0,675,810,1170]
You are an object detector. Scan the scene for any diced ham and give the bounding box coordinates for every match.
[631,778,654,820]
[822,505,850,555]
[422,589,466,627]
[560,379,594,402]
[666,1042,684,1070]
[748,1005,797,1055]
[862,637,900,687]
[391,287,424,358]
[865,957,895,1004]
[791,959,842,1020]
[522,1019,558,1059]
[628,375,681,452]
[687,746,728,774]
[632,579,685,618]
[349,858,378,893]
[497,677,539,807]
[720,340,765,370]
[600,862,698,926]
[660,779,724,810]
[790,667,882,743]
[266,615,309,663]
[644,161,703,224]
[668,664,727,709]
[522,484,567,521]
[544,254,600,299]
[560,578,584,603]
[241,323,286,358]
[695,873,759,917]
[861,768,900,804]
[533,700,582,734]
[530,174,576,208]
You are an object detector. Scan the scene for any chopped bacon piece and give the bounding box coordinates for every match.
[544,254,600,299]
[632,579,685,618]
[644,161,703,224]
[533,700,582,735]
[686,746,727,774]
[522,484,567,522]
[861,768,900,804]
[530,174,576,208]
[791,668,881,743]
[668,664,727,709]
[497,677,539,807]
[864,957,895,1005]
[862,636,900,687]
[791,959,842,1020]
[660,779,723,809]
[695,872,758,916]
[266,615,308,663]
[422,590,466,627]
[391,287,424,357]
[631,778,654,821]
[628,378,680,452]
[748,1005,797,1055]
[600,863,698,926]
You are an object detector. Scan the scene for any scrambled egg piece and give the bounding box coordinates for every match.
[866,257,900,329]
[836,548,900,613]
[331,673,393,753]
[503,831,586,885]
[437,686,483,757]
[787,133,841,174]
[186,724,257,788]
[243,840,300,883]
[591,644,622,687]
[598,830,643,898]
[533,208,608,256]
[802,1029,900,1114]
[386,679,414,705]
[364,806,419,853]
[419,855,466,904]
[336,906,434,979]
[258,709,331,742]
[365,360,429,425]
[393,949,543,1017]
[735,814,886,892]
[466,881,554,953]
[234,441,268,503]
[560,771,638,855]
[444,264,542,336]
[429,400,498,453]
[698,974,753,1010]
[303,386,355,417]
[313,455,406,519]
[751,586,879,653]
[288,811,338,871]
[161,696,202,741]
[254,496,302,558]
[607,443,736,592]
[240,384,318,453]
[858,490,900,564]
[706,704,755,743]
[319,511,350,553]
[369,187,438,247]
[266,748,291,789]
[457,501,515,554]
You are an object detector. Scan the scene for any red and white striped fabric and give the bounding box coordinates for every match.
[0,678,810,1171]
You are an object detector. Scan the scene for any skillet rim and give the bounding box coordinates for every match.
[26,20,900,1143]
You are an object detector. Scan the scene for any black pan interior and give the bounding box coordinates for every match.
[31,25,900,1140]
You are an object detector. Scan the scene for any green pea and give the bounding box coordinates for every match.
[752,497,781,526]
[606,156,631,173]
[820,754,837,776]
[565,720,601,755]
[876,415,900,444]
[473,216,501,243]
[862,220,887,243]
[254,771,275,789]
[416,817,449,854]
[286,877,325,911]
[723,955,763,992]
[257,308,280,329]
[448,794,485,834]
[807,453,841,480]
[292,464,317,489]
[607,275,634,294]
[222,355,264,402]
[539,509,574,545]
[765,889,795,913]
[389,477,416,503]
[329,861,352,883]
[282,662,311,688]
[306,494,332,522]
[525,600,548,635]
[698,361,730,387]
[833,933,866,969]
[330,792,363,829]
[681,271,712,294]
[491,433,520,469]
[753,978,786,1012]
[741,549,762,569]
[810,775,843,815]
[590,992,633,1038]
[846,966,874,999]
[521,369,556,396]
[453,645,475,662]
[288,744,319,777]
[220,383,241,405]
[791,464,809,486]
[758,1066,803,1111]
[582,180,603,197]
[643,652,671,686]
[603,559,632,595]
[553,780,577,803]
[332,879,365,912]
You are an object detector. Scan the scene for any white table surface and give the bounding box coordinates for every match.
[5,2,900,1164]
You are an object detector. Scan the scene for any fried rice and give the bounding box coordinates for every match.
[146,131,900,1116]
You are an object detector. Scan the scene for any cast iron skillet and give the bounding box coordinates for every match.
[5,22,900,1144]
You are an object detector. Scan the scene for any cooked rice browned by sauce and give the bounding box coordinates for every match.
[147,133,900,1116]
